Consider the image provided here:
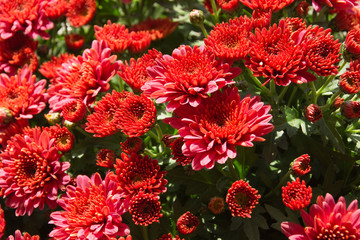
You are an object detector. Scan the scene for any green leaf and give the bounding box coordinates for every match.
[319,118,345,153]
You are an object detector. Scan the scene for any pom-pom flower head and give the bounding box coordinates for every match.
[129,192,163,226]
[121,137,143,155]
[281,178,312,211]
[96,149,115,168]
[142,45,241,111]
[341,101,360,119]
[62,99,87,123]
[48,125,74,152]
[176,212,199,235]
[165,87,273,170]
[339,71,360,94]
[208,196,225,214]
[291,154,311,176]
[49,172,130,239]
[66,0,96,27]
[94,21,131,53]
[0,127,70,216]
[281,193,360,239]
[65,34,85,51]
[305,104,322,122]
[226,180,261,218]
[131,17,178,41]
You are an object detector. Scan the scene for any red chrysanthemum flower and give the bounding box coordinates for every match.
[114,93,156,137]
[0,66,47,119]
[170,137,192,166]
[44,0,68,20]
[345,29,360,55]
[164,87,273,170]
[48,40,121,112]
[295,1,310,18]
[282,178,312,211]
[65,34,85,51]
[62,99,87,123]
[49,172,130,240]
[7,230,39,240]
[156,233,184,240]
[121,137,143,155]
[0,0,53,39]
[239,0,296,12]
[0,32,38,76]
[86,90,130,137]
[312,0,357,12]
[284,17,307,33]
[0,127,70,216]
[334,8,360,31]
[204,16,253,61]
[66,0,96,27]
[96,149,115,168]
[217,0,240,12]
[131,17,178,41]
[305,104,322,122]
[118,236,132,240]
[339,71,360,94]
[94,21,131,53]
[118,49,163,93]
[226,180,261,218]
[142,45,241,111]
[176,212,199,235]
[281,193,360,240]
[291,154,311,176]
[112,152,167,209]
[128,31,152,53]
[334,97,344,109]
[0,118,28,148]
[48,125,74,152]
[129,192,162,226]
[302,26,341,76]
[341,101,360,119]
[208,196,225,214]
[39,53,75,80]
[0,205,4,239]
[246,20,315,86]
[349,59,360,72]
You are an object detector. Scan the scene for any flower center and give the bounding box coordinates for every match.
[317,224,356,240]
[234,192,249,208]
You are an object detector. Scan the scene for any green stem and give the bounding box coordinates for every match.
[144,149,157,158]
[147,130,160,143]
[244,67,272,97]
[75,126,92,138]
[264,170,291,199]
[278,85,289,104]
[227,159,238,181]
[310,82,318,104]
[141,226,150,240]
[118,76,124,92]
[198,23,208,37]
[322,89,342,109]
[287,86,297,106]
[209,0,219,23]
[316,61,346,96]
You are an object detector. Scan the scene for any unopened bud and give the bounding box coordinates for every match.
[305,104,322,123]
[190,9,205,26]
[0,108,12,127]
[44,112,61,125]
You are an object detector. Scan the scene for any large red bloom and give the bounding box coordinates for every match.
[281,193,360,239]
[164,87,273,170]
[282,178,312,211]
[226,180,261,218]
[0,66,47,119]
[49,172,130,240]
[129,192,162,226]
[0,0,53,39]
[118,49,163,93]
[246,20,315,86]
[142,45,241,111]
[239,0,296,12]
[0,127,70,216]
[0,32,38,76]
[128,31,152,53]
[66,0,96,27]
[48,40,121,112]
[94,21,131,53]
[131,17,178,41]
[112,153,167,209]
[204,16,253,61]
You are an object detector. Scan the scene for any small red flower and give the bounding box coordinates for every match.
[129,192,163,226]
[96,149,115,168]
[131,17,178,41]
[48,125,74,152]
[334,97,344,109]
[39,53,75,80]
[7,230,39,240]
[44,0,68,20]
[239,0,296,12]
[121,137,143,155]
[156,233,184,240]
[208,196,225,214]
[334,8,360,31]
[128,31,152,53]
[65,34,85,51]
[226,180,261,218]
[251,10,272,29]
[115,93,156,137]
[66,0,96,27]
[295,1,310,18]
[291,154,311,176]
[177,212,199,235]
[204,16,253,61]
[216,0,240,12]
[282,178,312,211]
[118,49,163,93]
[345,29,360,55]
[341,101,360,119]
[62,99,87,123]
[94,21,131,53]
[305,104,322,122]
[339,71,360,94]
[284,17,307,33]
[170,137,192,166]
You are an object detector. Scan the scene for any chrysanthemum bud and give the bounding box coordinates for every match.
[63,120,76,129]
[177,212,199,235]
[62,99,87,123]
[341,101,360,119]
[334,97,344,109]
[208,197,225,214]
[189,9,205,26]
[305,104,322,123]
[291,154,311,176]
[339,71,360,94]
[44,112,61,125]
[295,1,309,18]
[0,107,12,127]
